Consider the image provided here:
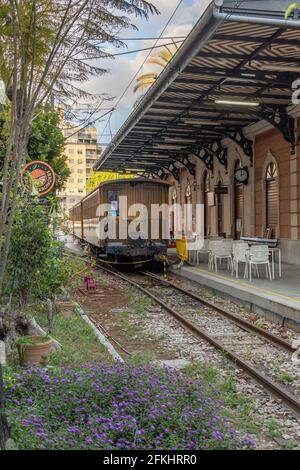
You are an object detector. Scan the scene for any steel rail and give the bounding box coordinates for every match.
[95,262,300,417]
[141,271,294,354]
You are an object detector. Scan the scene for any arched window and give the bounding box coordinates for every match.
[203,171,210,236]
[265,161,279,238]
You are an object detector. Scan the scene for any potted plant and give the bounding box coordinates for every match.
[16,335,52,366]
[55,300,75,318]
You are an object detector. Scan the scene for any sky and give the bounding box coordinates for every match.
[81,0,212,148]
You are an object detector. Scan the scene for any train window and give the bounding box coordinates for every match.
[108,190,119,217]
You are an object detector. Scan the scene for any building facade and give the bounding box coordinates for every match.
[59,126,102,214]
[167,112,300,265]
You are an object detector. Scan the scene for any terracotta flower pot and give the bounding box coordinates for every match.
[17,336,52,366]
[55,301,75,319]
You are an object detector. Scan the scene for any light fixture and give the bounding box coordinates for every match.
[163,137,196,143]
[153,144,184,149]
[224,76,257,83]
[124,168,146,171]
[215,99,260,107]
[183,119,221,126]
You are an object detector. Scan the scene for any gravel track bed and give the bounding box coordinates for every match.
[144,284,300,398]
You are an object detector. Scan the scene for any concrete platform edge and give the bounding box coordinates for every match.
[170,266,300,332]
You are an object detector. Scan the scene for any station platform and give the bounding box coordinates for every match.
[169,253,300,331]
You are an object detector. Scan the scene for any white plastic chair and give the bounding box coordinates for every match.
[187,236,202,265]
[213,242,233,272]
[208,240,223,270]
[196,238,210,264]
[248,245,272,281]
[232,243,249,278]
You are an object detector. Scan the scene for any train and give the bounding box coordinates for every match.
[69,178,170,261]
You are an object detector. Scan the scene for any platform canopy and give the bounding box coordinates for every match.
[94,0,300,180]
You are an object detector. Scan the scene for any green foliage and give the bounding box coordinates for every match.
[8,198,53,307]
[27,308,113,367]
[27,108,70,192]
[285,2,299,19]
[16,336,51,346]
[86,170,135,193]
[267,418,282,438]
[7,196,84,307]
[0,107,70,192]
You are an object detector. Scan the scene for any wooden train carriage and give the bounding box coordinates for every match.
[81,188,100,247]
[70,178,169,259]
[69,202,83,239]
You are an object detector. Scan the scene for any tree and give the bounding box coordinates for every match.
[7,196,53,309]
[134,45,177,93]
[27,107,70,192]
[86,170,134,193]
[0,106,70,192]
[0,0,159,297]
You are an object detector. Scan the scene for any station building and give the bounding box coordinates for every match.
[94,1,300,267]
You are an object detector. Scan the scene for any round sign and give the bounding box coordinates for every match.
[21,161,56,196]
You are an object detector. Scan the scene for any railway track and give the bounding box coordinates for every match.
[95,261,300,418]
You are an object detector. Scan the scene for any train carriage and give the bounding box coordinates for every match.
[69,178,169,260]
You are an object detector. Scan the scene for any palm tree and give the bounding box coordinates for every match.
[134,45,178,94]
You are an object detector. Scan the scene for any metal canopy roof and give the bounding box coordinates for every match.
[95,1,300,180]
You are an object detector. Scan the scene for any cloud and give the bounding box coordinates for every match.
[82,0,213,143]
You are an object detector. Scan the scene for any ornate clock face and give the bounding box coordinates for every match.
[235,167,249,184]
[21,161,56,196]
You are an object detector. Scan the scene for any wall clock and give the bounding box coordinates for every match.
[234,166,249,185]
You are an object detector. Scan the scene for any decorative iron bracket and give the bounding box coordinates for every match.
[192,147,214,172]
[257,105,296,154]
[208,141,228,172]
[144,169,168,181]
[165,162,180,181]
[170,156,196,177]
[225,128,254,166]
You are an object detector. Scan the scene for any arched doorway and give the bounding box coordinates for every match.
[265,161,279,238]
[203,171,210,237]
[170,187,177,240]
[216,180,224,236]
[233,160,244,240]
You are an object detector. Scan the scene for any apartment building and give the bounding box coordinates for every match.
[59,125,102,214]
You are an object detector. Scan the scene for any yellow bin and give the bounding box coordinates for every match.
[176,237,188,262]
